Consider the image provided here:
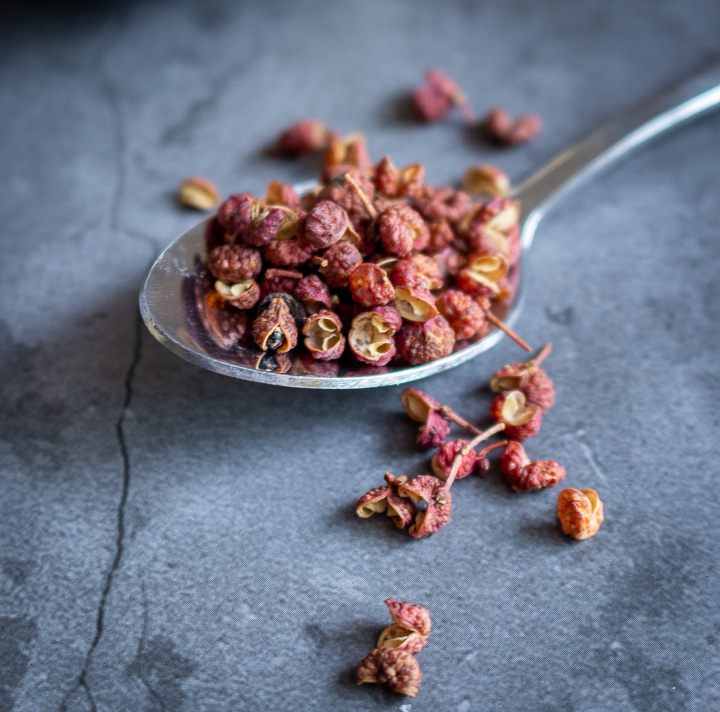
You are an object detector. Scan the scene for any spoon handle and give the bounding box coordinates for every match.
[513,62,720,240]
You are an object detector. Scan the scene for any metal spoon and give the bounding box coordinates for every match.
[140,64,720,389]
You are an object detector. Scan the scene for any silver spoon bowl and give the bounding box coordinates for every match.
[140,64,720,388]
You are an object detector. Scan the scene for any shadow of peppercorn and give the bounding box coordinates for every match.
[379,91,427,127]
[375,410,427,463]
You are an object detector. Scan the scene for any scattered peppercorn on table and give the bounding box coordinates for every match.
[2,1,719,710]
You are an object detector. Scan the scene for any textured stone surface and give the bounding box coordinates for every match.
[1,1,720,710]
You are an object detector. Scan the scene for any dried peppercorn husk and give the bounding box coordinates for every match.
[462,164,510,198]
[490,389,543,441]
[416,410,451,449]
[214,279,261,310]
[355,473,415,528]
[456,250,509,298]
[265,180,302,210]
[399,388,453,448]
[484,108,542,146]
[314,241,363,288]
[394,284,439,323]
[397,475,452,539]
[349,308,400,367]
[178,176,219,210]
[356,647,421,698]
[302,309,345,360]
[324,132,373,176]
[400,388,442,423]
[375,155,425,198]
[251,294,301,353]
[490,343,555,412]
[377,598,431,655]
[558,488,604,540]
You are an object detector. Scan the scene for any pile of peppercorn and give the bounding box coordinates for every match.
[198,132,528,369]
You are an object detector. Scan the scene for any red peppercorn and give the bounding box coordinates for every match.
[348,263,395,308]
[294,274,332,314]
[271,119,330,156]
[411,83,452,122]
[432,439,477,480]
[214,279,261,310]
[395,316,455,365]
[244,206,287,247]
[299,200,351,251]
[455,250,509,298]
[397,475,452,539]
[498,441,565,492]
[490,343,555,412]
[436,289,487,340]
[415,187,472,222]
[375,155,399,195]
[490,390,543,441]
[259,269,303,299]
[263,239,313,267]
[319,170,376,220]
[378,205,429,258]
[315,241,363,288]
[484,108,541,146]
[207,244,262,283]
[427,218,454,253]
[416,410,451,449]
[391,254,443,291]
[216,193,263,238]
[376,156,426,199]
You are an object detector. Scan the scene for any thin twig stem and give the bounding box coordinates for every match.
[486,312,532,352]
[344,172,378,220]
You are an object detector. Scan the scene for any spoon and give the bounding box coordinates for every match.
[140,63,720,389]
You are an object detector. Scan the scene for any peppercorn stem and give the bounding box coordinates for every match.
[344,172,378,220]
[264,268,303,280]
[529,342,552,367]
[476,440,508,459]
[445,422,506,489]
[485,312,532,352]
[438,405,482,436]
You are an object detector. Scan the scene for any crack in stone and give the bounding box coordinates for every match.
[133,583,165,711]
[60,314,143,712]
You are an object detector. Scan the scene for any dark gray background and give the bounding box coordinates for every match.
[1,1,719,710]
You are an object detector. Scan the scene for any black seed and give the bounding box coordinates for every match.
[267,330,284,350]
[258,351,280,371]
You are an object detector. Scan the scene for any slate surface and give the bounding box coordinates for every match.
[1,1,719,710]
